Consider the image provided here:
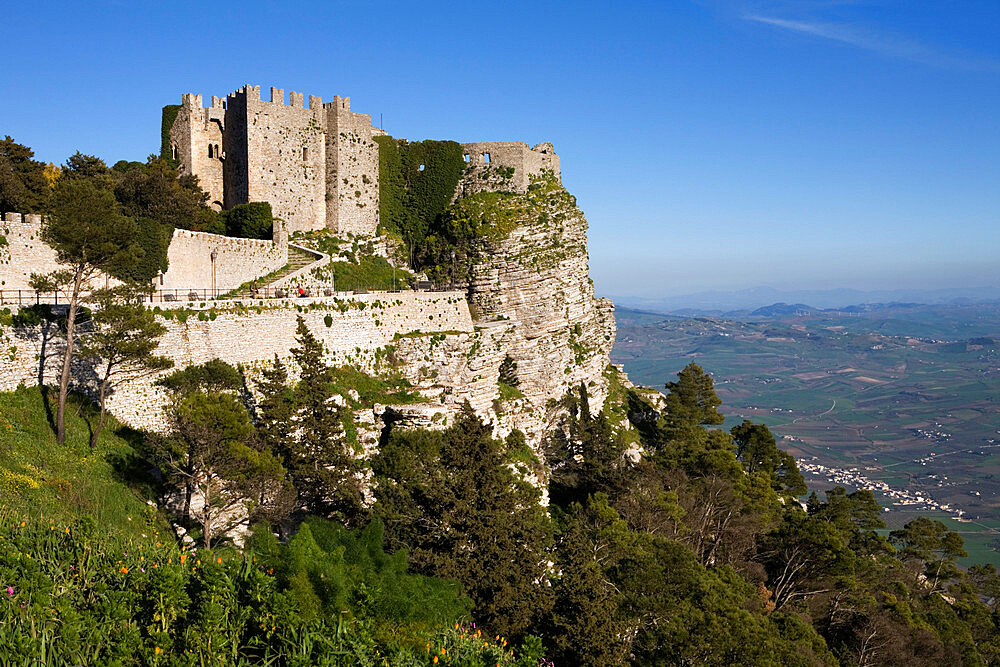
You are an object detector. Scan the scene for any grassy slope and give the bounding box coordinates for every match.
[0,386,171,542]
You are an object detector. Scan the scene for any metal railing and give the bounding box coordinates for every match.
[0,290,72,306]
[0,282,451,306]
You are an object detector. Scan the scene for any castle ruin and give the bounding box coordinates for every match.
[170,85,560,235]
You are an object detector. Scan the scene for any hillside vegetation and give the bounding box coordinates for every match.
[0,387,543,665]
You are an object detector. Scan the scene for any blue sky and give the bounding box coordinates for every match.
[2,0,997,297]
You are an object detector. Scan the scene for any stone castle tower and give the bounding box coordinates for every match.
[169,85,381,235]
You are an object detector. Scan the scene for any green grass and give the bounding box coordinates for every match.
[311,255,414,292]
[0,386,171,542]
[329,365,422,408]
[498,381,525,402]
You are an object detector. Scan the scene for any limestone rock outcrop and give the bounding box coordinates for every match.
[377,175,618,447]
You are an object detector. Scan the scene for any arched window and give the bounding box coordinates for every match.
[303,146,309,161]
[215,144,220,158]
[208,143,213,158]
[171,144,177,160]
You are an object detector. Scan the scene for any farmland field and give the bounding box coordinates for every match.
[612,302,1000,567]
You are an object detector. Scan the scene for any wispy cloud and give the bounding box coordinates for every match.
[745,13,1000,72]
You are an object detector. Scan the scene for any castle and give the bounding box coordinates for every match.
[169,85,561,234]
[1,85,620,452]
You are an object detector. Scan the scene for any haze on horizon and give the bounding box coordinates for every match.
[1,0,997,298]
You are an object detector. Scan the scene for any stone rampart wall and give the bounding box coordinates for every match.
[0,215,287,295]
[0,291,473,431]
[1,214,57,291]
[160,228,287,292]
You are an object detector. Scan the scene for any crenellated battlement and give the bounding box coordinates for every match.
[330,95,350,112]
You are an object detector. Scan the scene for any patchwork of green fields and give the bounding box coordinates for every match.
[613,303,1000,567]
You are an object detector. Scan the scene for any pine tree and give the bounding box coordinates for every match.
[289,316,361,521]
[375,404,553,640]
[548,384,628,508]
[33,175,137,444]
[660,362,725,441]
[548,508,628,665]
[79,286,173,448]
[256,354,295,458]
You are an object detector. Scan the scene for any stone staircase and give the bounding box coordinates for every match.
[269,242,329,289]
[279,246,317,278]
[225,246,318,298]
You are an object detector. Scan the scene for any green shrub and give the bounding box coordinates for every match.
[375,136,465,254]
[156,359,242,395]
[222,201,274,240]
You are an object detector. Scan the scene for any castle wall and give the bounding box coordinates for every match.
[159,228,287,292]
[242,87,328,234]
[0,214,287,296]
[172,87,381,238]
[0,214,58,292]
[0,291,473,432]
[325,97,380,237]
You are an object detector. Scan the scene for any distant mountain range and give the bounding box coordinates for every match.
[607,286,1000,315]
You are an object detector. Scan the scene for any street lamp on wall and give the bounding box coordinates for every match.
[211,249,218,297]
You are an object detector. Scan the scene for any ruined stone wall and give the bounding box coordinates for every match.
[242,87,328,234]
[159,228,287,292]
[457,142,561,198]
[325,97,380,237]
[0,291,473,431]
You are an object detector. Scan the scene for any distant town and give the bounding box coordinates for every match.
[796,457,970,519]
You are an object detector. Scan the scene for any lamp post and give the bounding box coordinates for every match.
[211,248,218,298]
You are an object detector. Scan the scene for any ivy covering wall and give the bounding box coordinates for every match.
[374,136,465,258]
[160,105,181,168]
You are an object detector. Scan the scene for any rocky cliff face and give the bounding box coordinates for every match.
[468,176,617,440]
[380,175,617,447]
